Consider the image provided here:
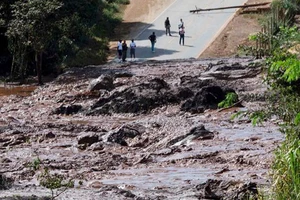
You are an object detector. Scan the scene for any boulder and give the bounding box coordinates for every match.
[77,132,101,146]
[107,124,145,146]
[87,78,180,115]
[195,179,258,200]
[52,104,82,115]
[181,86,226,113]
[167,124,214,146]
[88,74,114,91]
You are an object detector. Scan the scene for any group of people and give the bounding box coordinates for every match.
[148,18,185,53]
[116,18,185,61]
[117,39,136,62]
[165,17,185,45]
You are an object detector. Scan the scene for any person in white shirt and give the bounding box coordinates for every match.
[117,40,122,61]
[178,18,184,29]
[130,39,136,60]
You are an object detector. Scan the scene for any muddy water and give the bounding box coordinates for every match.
[0,58,285,199]
[0,85,36,97]
[101,167,217,189]
[100,120,283,190]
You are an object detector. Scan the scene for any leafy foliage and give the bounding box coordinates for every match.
[29,157,41,171]
[39,168,74,200]
[272,129,300,200]
[218,92,238,108]
[27,157,74,199]
[0,0,128,81]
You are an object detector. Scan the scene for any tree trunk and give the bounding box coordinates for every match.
[10,55,15,80]
[35,51,43,85]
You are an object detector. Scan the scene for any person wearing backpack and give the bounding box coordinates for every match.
[121,40,128,62]
[179,27,185,45]
[148,32,157,52]
[164,17,172,36]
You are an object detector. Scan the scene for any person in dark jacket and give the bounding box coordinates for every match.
[148,32,156,52]
[122,40,128,62]
[164,17,172,36]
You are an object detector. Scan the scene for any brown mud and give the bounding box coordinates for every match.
[0,57,283,199]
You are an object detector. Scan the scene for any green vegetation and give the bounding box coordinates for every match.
[28,157,42,171]
[234,0,300,199]
[27,157,74,200]
[0,0,128,84]
[39,168,74,200]
[218,92,239,108]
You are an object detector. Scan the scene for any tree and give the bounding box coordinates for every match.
[6,0,62,84]
[2,0,127,83]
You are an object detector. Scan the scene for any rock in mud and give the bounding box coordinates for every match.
[167,124,214,146]
[107,124,146,146]
[175,87,194,100]
[88,78,180,115]
[180,75,215,90]
[52,104,82,115]
[196,179,258,199]
[77,132,102,148]
[181,86,229,113]
[98,185,138,199]
[88,74,115,91]
[0,174,13,190]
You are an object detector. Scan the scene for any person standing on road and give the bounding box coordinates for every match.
[179,27,185,45]
[178,18,184,29]
[164,17,172,36]
[148,32,157,52]
[130,39,136,61]
[117,40,122,61]
[121,40,128,62]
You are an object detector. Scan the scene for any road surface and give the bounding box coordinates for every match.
[122,0,248,61]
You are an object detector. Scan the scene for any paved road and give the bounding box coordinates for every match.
[124,0,247,61]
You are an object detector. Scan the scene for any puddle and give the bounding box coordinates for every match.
[101,167,269,189]
[0,86,36,97]
[101,167,217,189]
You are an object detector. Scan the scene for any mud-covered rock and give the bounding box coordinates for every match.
[181,86,227,113]
[88,74,115,91]
[88,78,180,115]
[0,174,13,190]
[167,125,214,146]
[180,75,215,90]
[175,87,194,100]
[195,179,258,200]
[97,185,139,199]
[87,142,104,151]
[44,131,55,139]
[52,104,82,115]
[77,132,102,147]
[107,124,146,146]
